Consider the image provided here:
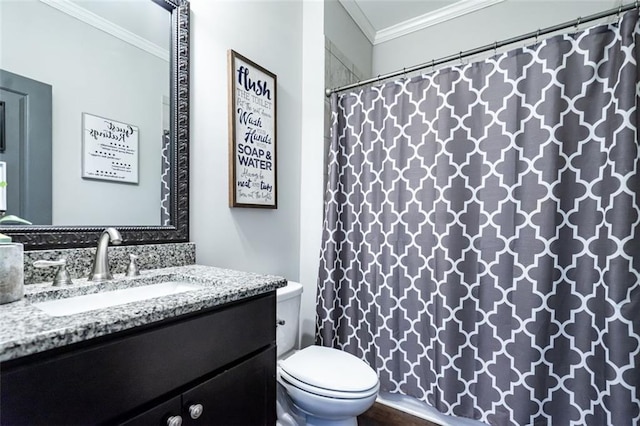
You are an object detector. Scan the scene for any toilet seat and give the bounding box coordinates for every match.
[279,369,379,400]
[278,346,379,399]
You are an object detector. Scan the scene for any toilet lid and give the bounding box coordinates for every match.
[278,346,378,393]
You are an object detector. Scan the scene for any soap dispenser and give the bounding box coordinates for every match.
[0,233,24,304]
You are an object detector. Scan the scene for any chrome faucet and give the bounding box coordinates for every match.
[89,227,122,282]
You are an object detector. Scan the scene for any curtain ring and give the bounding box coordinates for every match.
[459,51,463,64]
[494,41,498,55]
[535,29,540,44]
[432,59,435,72]
[403,67,407,79]
[617,5,622,23]
[618,4,624,23]
[575,17,581,29]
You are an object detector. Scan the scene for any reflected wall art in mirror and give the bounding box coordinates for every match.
[0,0,189,249]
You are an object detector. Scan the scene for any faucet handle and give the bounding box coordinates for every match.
[34,258,73,286]
[126,254,140,277]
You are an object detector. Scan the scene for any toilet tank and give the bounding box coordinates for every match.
[276,281,303,358]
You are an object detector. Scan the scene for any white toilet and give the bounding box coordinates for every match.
[276,281,379,426]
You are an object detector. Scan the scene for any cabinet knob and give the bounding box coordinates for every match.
[167,415,183,426]
[189,403,204,419]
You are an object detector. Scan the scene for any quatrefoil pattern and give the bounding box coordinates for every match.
[317,11,640,426]
[160,130,171,225]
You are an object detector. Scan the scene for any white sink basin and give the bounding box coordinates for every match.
[33,281,202,317]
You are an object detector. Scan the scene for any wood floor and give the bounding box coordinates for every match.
[357,402,441,426]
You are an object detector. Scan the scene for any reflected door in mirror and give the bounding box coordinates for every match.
[0,70,52,225]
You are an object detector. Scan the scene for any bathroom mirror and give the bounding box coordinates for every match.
[0,0,189,249]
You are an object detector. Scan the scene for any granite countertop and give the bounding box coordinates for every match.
[0,265,287,363]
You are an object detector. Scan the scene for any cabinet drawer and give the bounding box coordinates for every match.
[1,292,275,425]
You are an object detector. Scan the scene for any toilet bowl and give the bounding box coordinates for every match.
[276,282,379,426]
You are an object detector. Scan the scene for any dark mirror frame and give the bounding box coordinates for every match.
[2,0,190,250]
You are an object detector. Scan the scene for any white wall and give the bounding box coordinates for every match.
[190,0,302,281]
[1,0,168,225]
[373,0,618,76]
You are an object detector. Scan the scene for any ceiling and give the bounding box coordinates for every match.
[338,0,506,44]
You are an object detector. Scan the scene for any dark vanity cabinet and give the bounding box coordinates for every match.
[123,347,275,426]
[0,292,277,425]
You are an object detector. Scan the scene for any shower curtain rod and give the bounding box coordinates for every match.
[325,1,639,97]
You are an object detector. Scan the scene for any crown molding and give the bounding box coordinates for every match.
[375,0,505,44]
[39,0,169,62]
[338,0,377,44]
[340,0,506,46]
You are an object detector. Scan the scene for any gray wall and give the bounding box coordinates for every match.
[324,0,373,82]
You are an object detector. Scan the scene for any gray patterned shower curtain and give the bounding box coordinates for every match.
[160,130,171,226]
[317,11,640,426]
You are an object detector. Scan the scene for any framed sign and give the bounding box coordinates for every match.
[228,50,277,208]
[82,113,139,184]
